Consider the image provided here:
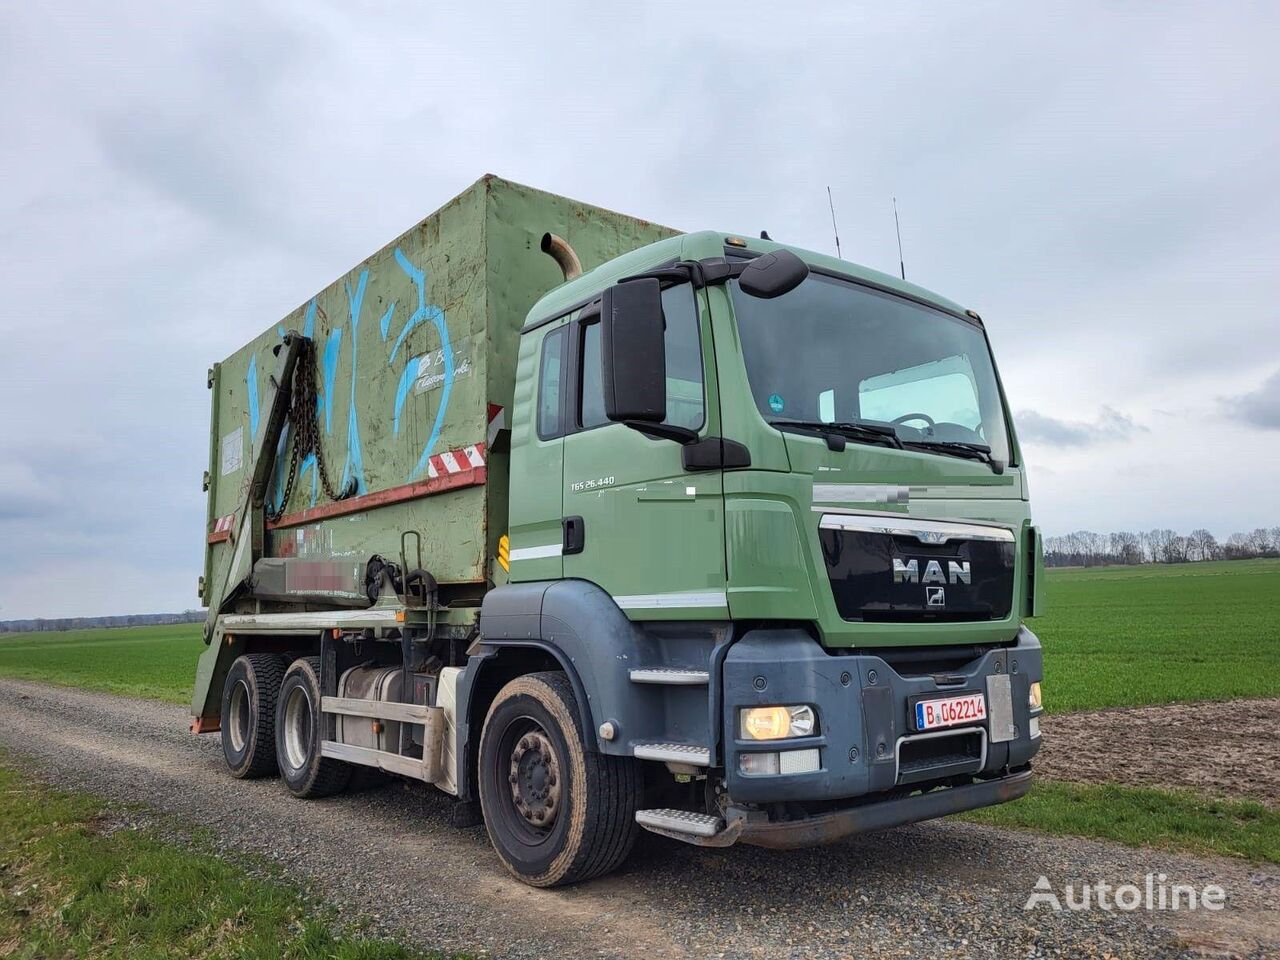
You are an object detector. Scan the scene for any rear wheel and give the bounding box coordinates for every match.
[275,657,351,798]
[220,653,286,778]
[478,671,642,887]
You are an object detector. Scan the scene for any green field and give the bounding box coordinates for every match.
[1032,558,1280,713]
[1,559,1276,713]
[0,623,204,704]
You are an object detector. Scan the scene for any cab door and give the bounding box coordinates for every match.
[561,283,727,619]
[506,318,569,582]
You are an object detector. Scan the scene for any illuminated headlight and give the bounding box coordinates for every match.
[739,705,816,741]
[1029,682,1043,712]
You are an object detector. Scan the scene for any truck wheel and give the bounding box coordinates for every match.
[275,656,351,798]
[478,671,642,887]
[221,653,286,778]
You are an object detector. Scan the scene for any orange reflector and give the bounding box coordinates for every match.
[395,610,406,623]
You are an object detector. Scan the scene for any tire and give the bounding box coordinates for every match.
[478,671,642,887]
[221,653,286,778]
[275,656,352,798]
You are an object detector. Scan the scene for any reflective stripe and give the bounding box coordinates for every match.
[509,543,563,562]
[614,590,728,610]
[818,512,1014,544]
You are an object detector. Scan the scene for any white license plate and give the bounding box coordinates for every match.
[915,692,987,731]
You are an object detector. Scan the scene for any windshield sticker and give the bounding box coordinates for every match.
[768,393,785,414]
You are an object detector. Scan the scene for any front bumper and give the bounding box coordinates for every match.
[721,626,1043,805]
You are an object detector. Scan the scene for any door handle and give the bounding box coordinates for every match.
[563,516,585,555]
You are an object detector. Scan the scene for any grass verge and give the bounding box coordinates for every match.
[959,779,1280,865]
[0,762,451,959]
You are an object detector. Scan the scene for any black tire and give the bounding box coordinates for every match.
[221,653,286,778]
[275,656,352,798]
[478,671,642,887]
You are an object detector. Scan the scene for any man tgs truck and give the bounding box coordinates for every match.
[194,175,1044,887]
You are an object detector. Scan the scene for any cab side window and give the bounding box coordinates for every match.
[578,285,705,432]
[536,326,567,439]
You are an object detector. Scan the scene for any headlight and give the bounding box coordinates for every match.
[739,705,816,741]
[1029,682,1042,711]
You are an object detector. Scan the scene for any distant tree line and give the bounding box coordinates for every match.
[1044,526,1280,568]
[0,610,204,634]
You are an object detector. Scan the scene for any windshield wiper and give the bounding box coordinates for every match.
[903,439,1004,474]
[768,418,904,450]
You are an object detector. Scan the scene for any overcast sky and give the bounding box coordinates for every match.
[2,2,1277,619]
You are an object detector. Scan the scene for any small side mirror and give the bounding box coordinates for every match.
[739,249,809,299]
[601,278,666,423]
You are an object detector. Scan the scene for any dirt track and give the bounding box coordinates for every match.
[1038,699,1280,807]
[0,678,1276,959]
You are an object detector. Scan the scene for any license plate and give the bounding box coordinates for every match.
[915,692,987,731]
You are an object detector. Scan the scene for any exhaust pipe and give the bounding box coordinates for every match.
[541,232,583,282]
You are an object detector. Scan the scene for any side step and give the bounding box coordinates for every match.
[636,808,725,839]
[628,668,709,685]
[632,742,711,766]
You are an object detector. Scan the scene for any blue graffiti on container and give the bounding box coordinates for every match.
[340,270,369,495]
[322,328,343,433]
[379,304,394,342]
[246,354,261,440]
[393,354,426,436]
[392,248,452,481]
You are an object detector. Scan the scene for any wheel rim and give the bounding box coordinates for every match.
[282,684,312,771]
[228,679,251,753]
[501,718,561,839]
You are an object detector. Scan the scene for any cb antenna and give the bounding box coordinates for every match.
[826,185,842,260]
[893,196,906,280]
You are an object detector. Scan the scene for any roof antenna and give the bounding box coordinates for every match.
[826,186,842,260]
[893,196,906,280]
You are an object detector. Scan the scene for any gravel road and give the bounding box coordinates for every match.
[0,678,1275,959]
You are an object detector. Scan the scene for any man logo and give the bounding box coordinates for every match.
[892,559,971,585]
[926,586,946,607]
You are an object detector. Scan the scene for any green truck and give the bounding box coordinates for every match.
[194,175,1045,887]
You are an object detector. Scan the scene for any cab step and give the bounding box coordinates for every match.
[628,668,709,685]
[636,808,725,838]
[632,742,711,765]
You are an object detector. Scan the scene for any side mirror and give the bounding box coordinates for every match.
[601,278,666,423]
[739,249,809,299]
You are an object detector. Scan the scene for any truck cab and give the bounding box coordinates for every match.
[482,230,1042,869]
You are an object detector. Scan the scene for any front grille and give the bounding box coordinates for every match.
[819,521,1015,623]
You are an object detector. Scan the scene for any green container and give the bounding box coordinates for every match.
[201,176,677,614]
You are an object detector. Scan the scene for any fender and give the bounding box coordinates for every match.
[460,580,724,789]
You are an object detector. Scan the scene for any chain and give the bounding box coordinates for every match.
[266,337,352,522]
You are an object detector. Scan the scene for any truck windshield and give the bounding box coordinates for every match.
[730,272,1012,466]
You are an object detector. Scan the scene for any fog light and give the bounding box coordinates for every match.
[740,705,816,740]
[1029,682,1042,711]
[740,752,780,775]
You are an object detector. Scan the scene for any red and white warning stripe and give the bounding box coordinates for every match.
[426,442,486,479]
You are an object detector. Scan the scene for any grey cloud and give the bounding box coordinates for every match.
[1221,369,1280,430]
[1015,407,1146,447]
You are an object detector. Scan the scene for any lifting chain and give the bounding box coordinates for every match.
[266,336,354,522]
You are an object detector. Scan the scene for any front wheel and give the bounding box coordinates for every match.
[275,657,351,798]
[478,671,642,887]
